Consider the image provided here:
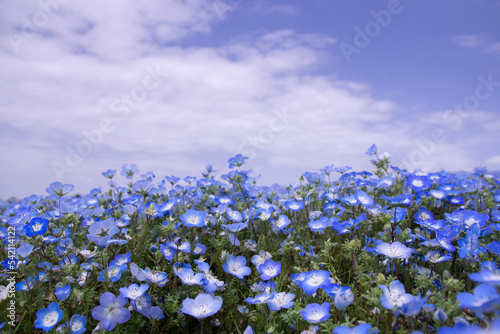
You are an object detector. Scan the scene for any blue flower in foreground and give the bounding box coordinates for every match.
[54,284,72,301]
[285,200,305,211]
[457,284,500,314]
[34,302,64,332]
[300,302,330,323]
[356,191,374,207]
[140,306,165,320]
[24,217,49,237]
[92,292,131,331]
[119,283,149,301]
[308,217,331,233]
[334,286,354,310]
[160,244,177,261]
[66,314,86,334]
[176,268,204,286]
[379,280,412,310]
[375,241,412,259]
[223,255,251,279]
[180,209,206,227]
[267,292,295,311]
[193,243,207,255]
[396,293,428,317]
[259,259,281,281]
[299,270,331,295]
[86,218,120,247]
[98,261,127,282]
[182,293,223,319]
[131,293,152,312]
[333,323,377,334]
[245,291,276,305]
[406,174,431,192]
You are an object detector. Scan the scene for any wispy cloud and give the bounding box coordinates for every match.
[452,34,500,55]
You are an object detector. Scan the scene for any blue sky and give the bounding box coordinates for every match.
[1,0,499,199]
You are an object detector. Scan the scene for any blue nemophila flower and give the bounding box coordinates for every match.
[120,164,139,179]
[224,255,251,279]
[102,169,116,179]
[119,283,149,301]
[182,293,223,319]
[168,239,191,253]
[333,323,377,334]
[366,144,377,156]
[144,268,169,287]
[308,217,331,233]
[245,291,276,305]
[375,241,412,259]
[334,286,354,310]
[180,209,206,227]
[114,252,131,266]
[424,251,452,263]
[34,302,64,332]
[251,250,272,270]
[54,284,72,301]
[159,244,177,261]
[228,154,248,169]
[356,191,374,207]
[193,243,207,255]
[140,306,165,320]
[46,182,74,197]
[92,292,131,331]
[196,261,225,293]
[460,209,489,229]
[66,314,86,334]
[285,200,305,211]
[458,223,483,260]
[226,207,243,222]
[457,284,500,314]
[131,293,152,313]
[299,270,331,295]
[267,292,295,311]
[86,218,120,248]
[300,302,330,323]
[406,174,431,192]
[258,259,281,281]
[380,194,412,206]
[379,280,412,310]
[176,268,204,286]
[222,222,248,232]
[16,242,38,259]
[271,215,292,231]
[396,293,428,317]
[24,217,49,237]
[98,261,127,282]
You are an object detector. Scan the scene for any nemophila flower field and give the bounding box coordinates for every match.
[1,145,500,333]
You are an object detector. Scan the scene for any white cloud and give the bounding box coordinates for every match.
[452,34,500,56]
[0,1,498,198]
[452,34,486,48]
